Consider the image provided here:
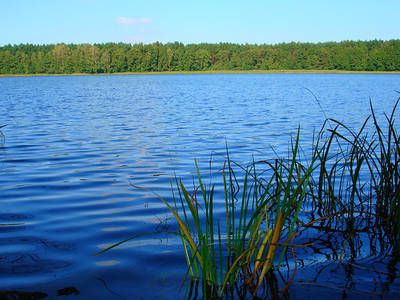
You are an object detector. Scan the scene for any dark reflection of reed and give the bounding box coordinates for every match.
[0,290,48,299]
[0,124,5,147]
[0,286,80,299]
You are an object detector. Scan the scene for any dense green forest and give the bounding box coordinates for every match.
[0,40,399,74]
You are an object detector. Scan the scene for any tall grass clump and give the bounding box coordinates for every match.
[163,129,321,298]
[163,99,400,297]
[316,100,400,252]
[100,98,399,298]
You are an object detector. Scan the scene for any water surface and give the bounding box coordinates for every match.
[0,74,399,298]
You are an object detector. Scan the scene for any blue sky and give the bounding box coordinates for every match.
[1,0,399,45]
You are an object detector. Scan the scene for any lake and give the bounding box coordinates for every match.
[0,74,399,299]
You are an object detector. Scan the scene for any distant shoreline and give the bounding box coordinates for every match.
[1,70,400,78]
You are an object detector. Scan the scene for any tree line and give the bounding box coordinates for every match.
[0,40,399,74]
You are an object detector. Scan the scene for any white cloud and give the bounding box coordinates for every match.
[116,17,151,25]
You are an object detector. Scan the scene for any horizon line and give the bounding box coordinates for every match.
[0,38,399,47]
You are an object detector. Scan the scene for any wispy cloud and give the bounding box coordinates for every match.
[116,17,151,25]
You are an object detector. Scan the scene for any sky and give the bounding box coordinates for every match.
[1,0,399,45]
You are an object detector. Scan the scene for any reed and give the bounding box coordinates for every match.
[318,99,400,251]
[164,129,323,298]
[101,98,399,298]
[165,99,399,297]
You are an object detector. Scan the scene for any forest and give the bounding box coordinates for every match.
[0,40,399,74]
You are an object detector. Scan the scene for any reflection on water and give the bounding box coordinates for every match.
[0,74,399,298]
[0,286,80,299]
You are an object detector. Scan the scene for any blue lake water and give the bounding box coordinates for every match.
[0,74,399,299]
